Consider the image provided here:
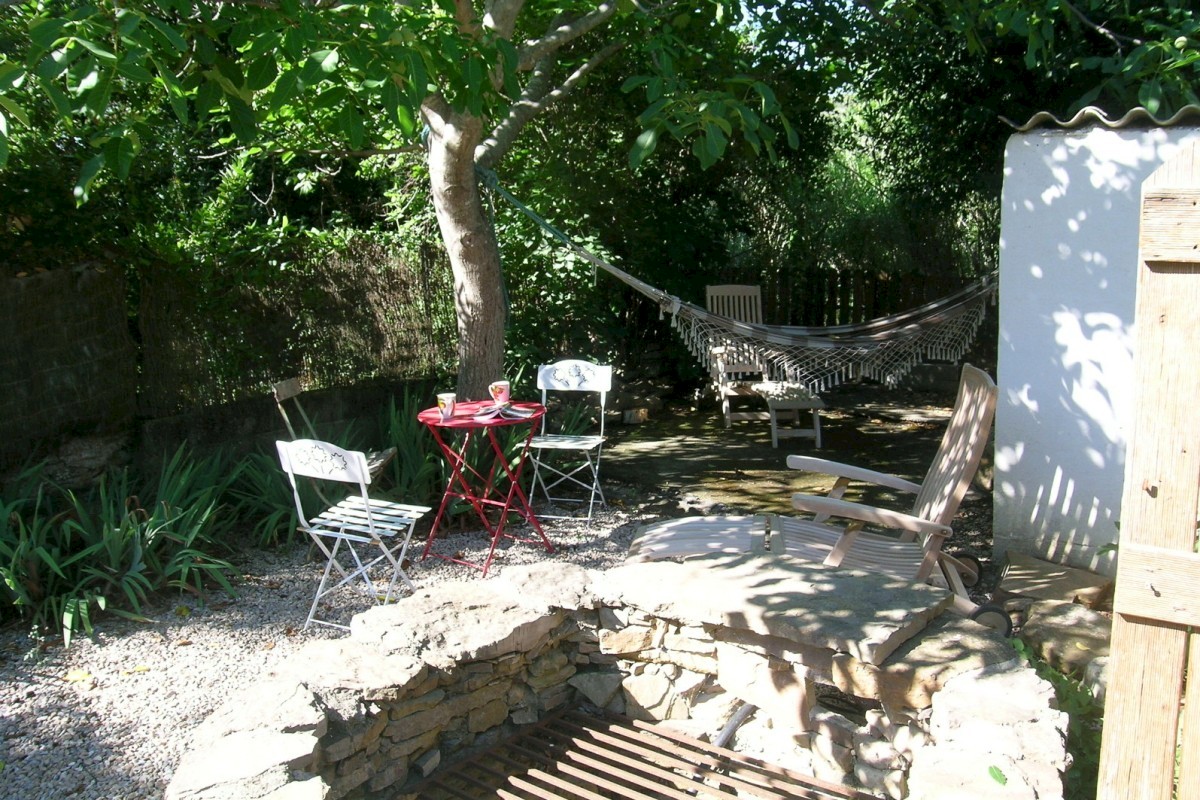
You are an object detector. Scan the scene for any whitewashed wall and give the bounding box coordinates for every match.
[994,124,1200,575]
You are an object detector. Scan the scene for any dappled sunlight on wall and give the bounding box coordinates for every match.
[1052,309,1131,449]
[995,125,1200,575]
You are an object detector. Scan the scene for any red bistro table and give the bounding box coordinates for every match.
[418,400,553,576]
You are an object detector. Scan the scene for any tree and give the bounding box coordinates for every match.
[876,0,1200,117]
[0,0,798,397]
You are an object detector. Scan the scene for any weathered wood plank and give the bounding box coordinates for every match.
[1097,139,1200,800]
[1112,543,1200,627]
[1141,189,1200,263]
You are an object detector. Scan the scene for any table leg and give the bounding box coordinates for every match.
[502,426,552,549]
[477,426,553,576]
[422,428,495,561]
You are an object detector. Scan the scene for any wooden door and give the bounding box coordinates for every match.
[1097,140,1200,799]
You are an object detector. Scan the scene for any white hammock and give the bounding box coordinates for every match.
[487,179,996,394]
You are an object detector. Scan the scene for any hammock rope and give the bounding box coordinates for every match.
[481,172,996,394]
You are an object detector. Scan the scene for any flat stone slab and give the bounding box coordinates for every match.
[831,613,1015,710]
[999,551,1113,609]
[1019,599,1111,677]
[595,554,953,666]
[350,579,566,670]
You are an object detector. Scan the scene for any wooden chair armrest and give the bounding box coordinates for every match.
[787,455,922,494]
[790,493,951,538]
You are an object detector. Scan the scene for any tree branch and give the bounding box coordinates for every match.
[198,143,426,160]
[453,0,482,36]
[421,93,456,142]
[1061,0,1143,50]
[484,0,525,40]
[476,40,623,169]
[518,0,619,71]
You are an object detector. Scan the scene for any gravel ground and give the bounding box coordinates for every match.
[0,432,1000,800]
[0,505,650,800]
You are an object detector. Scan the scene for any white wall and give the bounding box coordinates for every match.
[994,124,1200,575]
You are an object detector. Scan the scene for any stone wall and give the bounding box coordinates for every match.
[165,560,1068,800]
[0,266,136,466]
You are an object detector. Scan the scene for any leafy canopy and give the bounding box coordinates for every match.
[906,0,1200,115]
[0,1,801,201]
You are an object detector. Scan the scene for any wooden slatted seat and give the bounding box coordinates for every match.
[705,285,772,428]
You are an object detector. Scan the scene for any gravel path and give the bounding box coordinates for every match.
[0,506,649,800]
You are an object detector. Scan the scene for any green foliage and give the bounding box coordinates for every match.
[950,1,1200,116]
[227,451,306,548]
[864,1,1200,125]
[0,447,239,646]
[1012,638,1103,800]
[0,1,805,196]
[0,1,516,188]
[381,391,444,503]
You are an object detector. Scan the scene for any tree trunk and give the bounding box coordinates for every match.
[424,103,506,400]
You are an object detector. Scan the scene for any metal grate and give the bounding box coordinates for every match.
[409,709,873,799]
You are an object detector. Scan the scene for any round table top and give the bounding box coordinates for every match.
[417,400,545,429]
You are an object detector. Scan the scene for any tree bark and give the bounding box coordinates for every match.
[423,98,505,399]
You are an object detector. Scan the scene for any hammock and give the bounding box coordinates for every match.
[485,177,996,395]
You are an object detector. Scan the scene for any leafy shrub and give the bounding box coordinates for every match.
[0,446,239,645]
[227,450,313,548]
[381,392,443,503]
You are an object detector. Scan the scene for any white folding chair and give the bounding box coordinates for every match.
[276,439,430,630]
[529,359,613,526]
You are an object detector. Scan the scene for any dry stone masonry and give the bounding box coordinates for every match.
[166,557,1067,800]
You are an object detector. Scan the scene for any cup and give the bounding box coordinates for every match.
[488,380,511,406]
[436,392,456,421]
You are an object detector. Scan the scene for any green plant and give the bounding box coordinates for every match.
[227,450,310,548]
[0,446,240,645]
[1012,638,1103,800]
[381,391,443,504]
[0,483,88,639]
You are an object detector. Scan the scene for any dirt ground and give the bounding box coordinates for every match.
[599,377,1000,593]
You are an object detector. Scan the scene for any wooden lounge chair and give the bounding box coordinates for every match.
[706,285,824,445]
[706,285,772,428]
[629,364,1008,633]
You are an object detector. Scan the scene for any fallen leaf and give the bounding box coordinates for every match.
[262,641,275,650]
[264,581,281,589]
[173,638,192,647]
[174,605,191,618]
[1074,642,1091,651]
[64,669,93,683]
